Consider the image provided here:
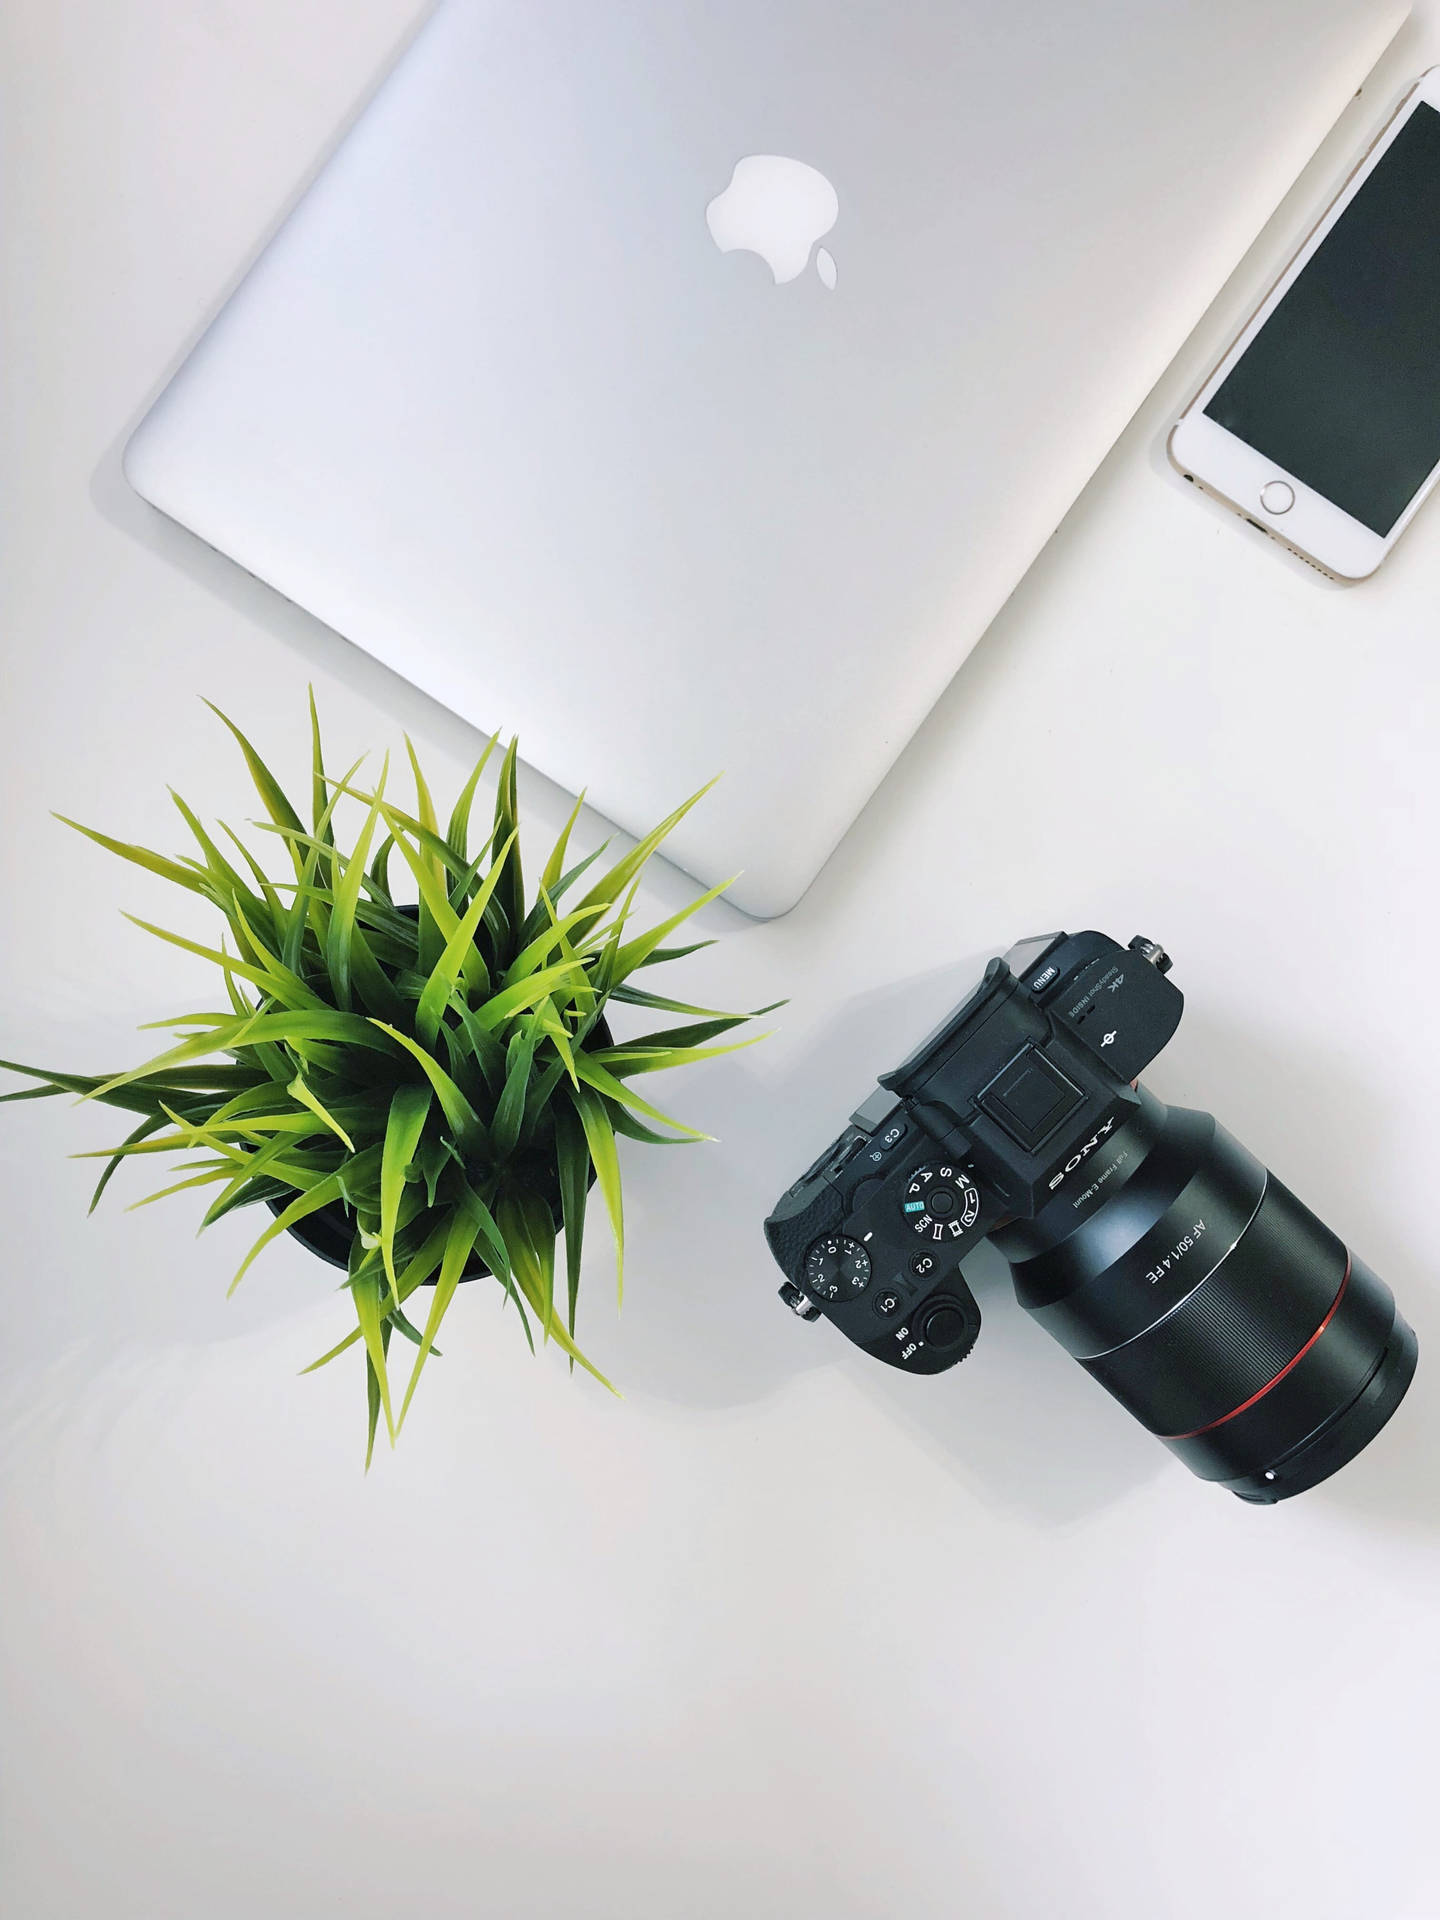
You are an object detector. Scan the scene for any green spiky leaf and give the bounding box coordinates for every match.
[379,1084,432,1301]
[2,694,770,1457]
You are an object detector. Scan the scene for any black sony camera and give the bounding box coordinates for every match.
[764,931,1417,1502]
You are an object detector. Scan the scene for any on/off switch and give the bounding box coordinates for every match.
[919,1297,977,1355]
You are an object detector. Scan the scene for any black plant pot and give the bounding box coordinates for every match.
[269,1006,609,1286]
[275,1152,586,1285]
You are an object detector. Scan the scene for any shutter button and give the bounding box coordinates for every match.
[918,1298,977,1355]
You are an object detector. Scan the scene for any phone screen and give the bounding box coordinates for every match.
[1204,101,1440,537]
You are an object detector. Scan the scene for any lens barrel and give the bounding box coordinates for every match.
[994,1091,1417,1502]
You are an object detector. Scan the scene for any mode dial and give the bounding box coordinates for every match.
[901,1164,980,1242]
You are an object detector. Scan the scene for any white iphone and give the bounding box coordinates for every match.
[1170,69,1440,582]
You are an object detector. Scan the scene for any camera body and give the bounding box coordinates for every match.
[765,931,1417,1501]
[765,930,1182,1374]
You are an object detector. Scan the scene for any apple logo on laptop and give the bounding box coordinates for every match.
[705,156,838,289]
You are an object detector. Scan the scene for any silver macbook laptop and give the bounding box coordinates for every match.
[124,0,1406,916]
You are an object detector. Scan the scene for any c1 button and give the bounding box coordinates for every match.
[1259,480,1295,515]
[873,1288,905,1318]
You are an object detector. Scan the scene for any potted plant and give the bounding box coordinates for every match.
[0,697,772,1462]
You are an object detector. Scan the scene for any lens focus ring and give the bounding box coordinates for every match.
[998,1092,1416,1499]
[1079,1175,1348,1437]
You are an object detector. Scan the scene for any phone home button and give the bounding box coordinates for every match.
[1259,480,1295,515]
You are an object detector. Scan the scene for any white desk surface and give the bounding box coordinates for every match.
[3,8,1439,1918]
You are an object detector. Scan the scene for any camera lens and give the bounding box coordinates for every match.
[993,1091,1417,1501]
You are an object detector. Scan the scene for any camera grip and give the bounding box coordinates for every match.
[764,1185,843,1283]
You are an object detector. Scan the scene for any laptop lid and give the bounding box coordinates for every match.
[124,0,1406,915]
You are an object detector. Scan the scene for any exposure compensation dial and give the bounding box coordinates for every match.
[804,1235,873,1303]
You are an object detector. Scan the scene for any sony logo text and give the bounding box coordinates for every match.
[1048,1117,1117,1190]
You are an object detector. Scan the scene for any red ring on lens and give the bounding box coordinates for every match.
[1162,1256,1352,1441]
